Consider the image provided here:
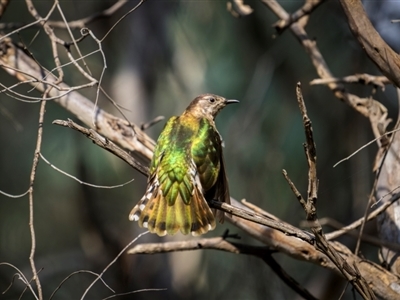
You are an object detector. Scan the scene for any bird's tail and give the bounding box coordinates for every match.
[129,181,216,236]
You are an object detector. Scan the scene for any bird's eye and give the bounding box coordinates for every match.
[209,97,215,103]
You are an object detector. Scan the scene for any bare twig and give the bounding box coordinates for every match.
[0,188,29,198]
[101,0,147,42]
[48,0,128,29]
[101,288,167,300]
[333,128,400,168]
[49,270,115,300]
[27,100,46,300]
[52,119,149,176]
[39,153,135,189]
[80,231,148,299]
[273,0,325,34]
[0,262,38,298]
[289,83,375,299]
[315,217,400,252]
[140,116,165,131]
[310,73,391,90]
[56,3,92,77]
[326,192,400,241]
[0,1,128,30]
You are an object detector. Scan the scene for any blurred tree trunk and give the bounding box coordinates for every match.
[376,120,400,274]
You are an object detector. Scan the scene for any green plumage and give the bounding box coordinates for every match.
[129,94,238,236]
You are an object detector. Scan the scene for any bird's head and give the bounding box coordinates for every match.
[186,94,239,119]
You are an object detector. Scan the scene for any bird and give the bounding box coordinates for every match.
[129,93,238,236]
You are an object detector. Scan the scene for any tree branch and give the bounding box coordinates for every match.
[339,0,400,89]
[262,0,390,141]
[273,0,325,34]
[129,236,318,300]
[52,119,149,176]
[0,37,155,160]
[290,83,375,299]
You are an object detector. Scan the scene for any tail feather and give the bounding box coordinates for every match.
[129,178,216,236]
[191,186,216,235]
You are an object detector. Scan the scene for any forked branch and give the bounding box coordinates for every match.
[283,83,375,299]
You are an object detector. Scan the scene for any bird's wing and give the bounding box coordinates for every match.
[148,117,177,174]
[191,119,230,222]
[204,131,231,223]
[213,143,231,222]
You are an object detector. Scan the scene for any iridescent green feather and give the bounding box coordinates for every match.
[191,118,221,191]
[151,115,196,206]
[129,93,237,236]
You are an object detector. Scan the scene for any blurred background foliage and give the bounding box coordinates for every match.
[0,0,398,299]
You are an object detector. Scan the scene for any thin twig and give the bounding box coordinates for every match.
[81,28,107,127]
[0,262,38,299]
[333,128,400,168]
[141,116,165,131]
[101,288,167,300]
[39,153,135,189]
[326,192,400,241]
[48,0,128,29]
[0,189,29,198]
[49,270,115,300]
[80,231,149,299]
[310,73,390,89]
[27,100,46,300]
[101,0,147,42]
[314,217,400,251]
[56,2,91,76]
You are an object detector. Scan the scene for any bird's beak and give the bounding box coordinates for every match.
[225,99,239,105]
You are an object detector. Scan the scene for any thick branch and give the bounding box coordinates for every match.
[53,119,149,176]
[129,237,318,300]
[0,37,155,160]
[339,0,400,89]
